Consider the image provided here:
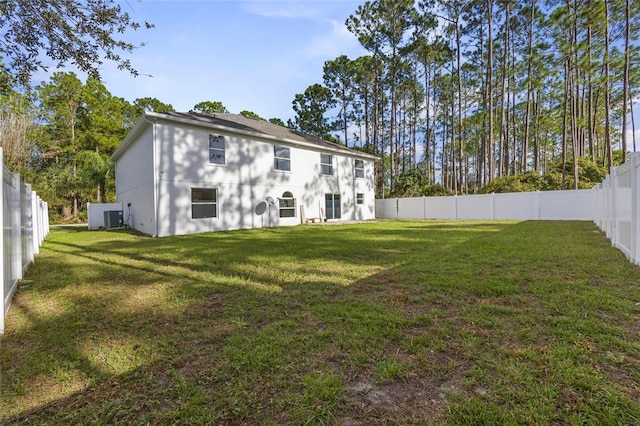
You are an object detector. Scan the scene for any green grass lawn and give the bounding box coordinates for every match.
[2,220,640,425]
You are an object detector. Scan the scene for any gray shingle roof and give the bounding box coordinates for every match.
[159,111,377,160]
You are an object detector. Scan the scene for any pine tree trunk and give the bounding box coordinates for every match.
[621,0,630,162]
[522,0,535,174]
[604,0,613,171]
[487,0,495,181]
[498,1,510,177]
[456,18,464,193]
[587,13,595,162]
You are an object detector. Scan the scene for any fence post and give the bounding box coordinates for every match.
[491,193,495,220]
[11,174,21,283]
[611,168,618,247]
[454,195,458,220]
[606,174,613,239]
[631,153,640,265]
[0,148,4,334]
[31,189,39,256]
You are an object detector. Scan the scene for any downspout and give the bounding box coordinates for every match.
[153,118,159,238]
[143,114,160,238]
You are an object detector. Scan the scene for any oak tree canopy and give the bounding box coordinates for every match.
[0,0,153,85]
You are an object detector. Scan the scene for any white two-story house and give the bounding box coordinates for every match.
[110,111,378,237]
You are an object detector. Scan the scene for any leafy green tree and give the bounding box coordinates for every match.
[292,84,336,140]
[38,72,82,216]
[390,168,455,197]
[116,97,175,131]
[133,97,175,115]
[268,118,287,127]
[347,0,419,189]
[323,55,356,145]
[0,0,153,85]
[37,72,84,217]
[478,157,608,194]
[190,101,229,114]
[390,168,430,197]
[78,77,126,202]
[34,72,130,218]
[240,110,264,120]
[76,150,114,203]
[478,173,541,194]
[80,78,126,152]
[422,184,454,196]
[350,56,377,151]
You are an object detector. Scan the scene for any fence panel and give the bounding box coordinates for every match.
[2,165,16,333]
[591,152,640,266]
[631,154,640,264]
[21,183,33,272]
[396,197,424,219]
[424,196,456,219]
[1,148,49,334]
[457,194,494,220]
[612,163,632,257]
[377,198,398,219]
[494,192,538,220]
[376,190,596,222]
[538,190,594,220]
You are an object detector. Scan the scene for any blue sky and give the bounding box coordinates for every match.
[35,0,638,148]
[86,0,369,122]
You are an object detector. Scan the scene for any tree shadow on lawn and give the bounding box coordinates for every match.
[3,221,640,424]
[1,266,471,425]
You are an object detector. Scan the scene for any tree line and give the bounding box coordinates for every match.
[0,72,284,220]
[1,0,638,220]
[291,0,639,197]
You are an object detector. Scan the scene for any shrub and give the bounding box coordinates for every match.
[422,184,454,197]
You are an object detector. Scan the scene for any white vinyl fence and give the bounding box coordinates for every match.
[1,148,49,334]
[593,152,640,265]
[376,189,595,222]
[376,151,640,267]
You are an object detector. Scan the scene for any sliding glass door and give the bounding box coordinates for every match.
[325,193,341,219]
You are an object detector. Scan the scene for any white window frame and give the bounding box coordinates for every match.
[191,188,218,219]
[356,193,364,205]
[279,191,296,218]
[320,153,333,175]
[208,134,225,165]
[274,145,291,171]
[355,159,365,178]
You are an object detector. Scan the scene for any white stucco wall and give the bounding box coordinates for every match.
[115,118,376,237]
[113,125,157,236]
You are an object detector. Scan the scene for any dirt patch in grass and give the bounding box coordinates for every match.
[340,377,454,425]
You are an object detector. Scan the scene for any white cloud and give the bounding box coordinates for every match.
[305,18,365,58]
[242,1,322,19]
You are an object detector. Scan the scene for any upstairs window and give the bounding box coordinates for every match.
[320,153,333,175]
[209,134,225,164]
[279,191,296,218]
[192,188,217,218]
[355,159,365,178]
[274,145,291,171]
